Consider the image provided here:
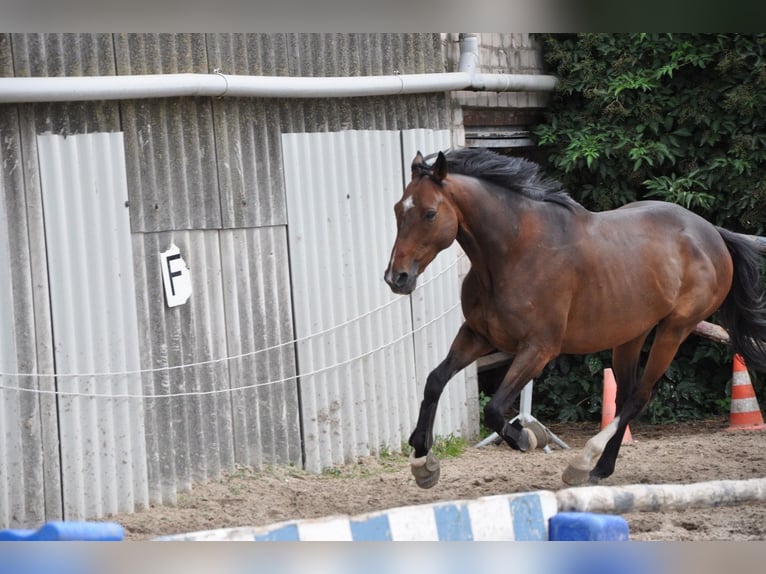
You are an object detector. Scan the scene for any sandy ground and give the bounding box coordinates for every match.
[109,420,766,541]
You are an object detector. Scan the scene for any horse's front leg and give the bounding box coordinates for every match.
[483,345,555,452]
[409,323,492,489]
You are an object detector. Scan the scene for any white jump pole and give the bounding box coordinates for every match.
[556,477,766,514]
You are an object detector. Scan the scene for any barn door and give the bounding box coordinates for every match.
[283,129,477,473]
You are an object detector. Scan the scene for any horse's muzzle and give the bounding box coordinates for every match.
[384,266,418,295]
[385,271,418,295]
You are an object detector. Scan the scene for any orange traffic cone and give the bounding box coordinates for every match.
[726,354,765,432]
[601,368,633,444]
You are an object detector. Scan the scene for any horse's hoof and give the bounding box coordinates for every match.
[502,420,533,452]
[561,463,591,486]
[409,450,441,489]
[521,427,537,451]
[523,420,548,449]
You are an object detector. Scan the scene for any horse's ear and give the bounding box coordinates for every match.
[411,151,425,179]
[431,151,447,183]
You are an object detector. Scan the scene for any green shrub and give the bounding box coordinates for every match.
[536,33,766,231]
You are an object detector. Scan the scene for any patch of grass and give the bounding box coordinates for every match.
[176,493,193,509]
[227,465,259,481]
[215,439,466,486]
[431,434,467,458]
[321,466,343,478]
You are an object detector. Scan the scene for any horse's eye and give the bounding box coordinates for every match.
[424,209,437,222]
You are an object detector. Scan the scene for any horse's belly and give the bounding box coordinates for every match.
[560,322,652,355]
[560,289,675,354]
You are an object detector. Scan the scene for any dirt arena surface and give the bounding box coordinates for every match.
[110,420,766,541]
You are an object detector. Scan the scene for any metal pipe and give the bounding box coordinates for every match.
[456,32,557,92]
[223,72,475,98]
[0,34,557,103]
[0,73,226,102]
[457,33,480,77]
[0,70,556,103]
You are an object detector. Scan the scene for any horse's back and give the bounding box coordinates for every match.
[559,200,733,353]
[613,199,713,227]
[597,200,726,255]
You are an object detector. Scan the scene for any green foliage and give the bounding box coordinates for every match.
[535,33,766,230]
[525,34,766,424]
[641,339,734,423]
[532,353,606,423]
[478,390,493,437]
[532,339,738,425]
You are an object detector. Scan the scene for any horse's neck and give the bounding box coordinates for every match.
[450,180,531,289]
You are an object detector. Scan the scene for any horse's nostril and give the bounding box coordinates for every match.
[395,272,409,288]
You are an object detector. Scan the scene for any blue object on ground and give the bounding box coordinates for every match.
[549,512,629,541]
[0,521,124,541]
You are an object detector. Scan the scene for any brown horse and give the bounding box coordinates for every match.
[384,147,766,489]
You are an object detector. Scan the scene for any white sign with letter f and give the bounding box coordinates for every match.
[160,243,192,307]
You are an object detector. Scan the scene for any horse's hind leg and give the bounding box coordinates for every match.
[589,331,650,481]
[409,323,493,488]
[563,320,694,486]
[561,331,648,486]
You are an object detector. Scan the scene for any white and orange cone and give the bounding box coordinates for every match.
[601,368,633,444]
[726,354,765,432]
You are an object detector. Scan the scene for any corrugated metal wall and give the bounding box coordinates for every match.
[0,107,49,529]
[0,73,62,527]
[132,229,236,504]
[37,132,149,520]
[283,130,405,471]
[0,33,468,527]
[217,227,301,469]
[283,129,475,472]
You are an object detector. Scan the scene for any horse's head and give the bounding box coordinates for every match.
[384,151,459,295]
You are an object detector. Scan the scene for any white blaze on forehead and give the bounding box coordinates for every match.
[402,196,415,212]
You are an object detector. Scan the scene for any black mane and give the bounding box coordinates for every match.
[422,148,578,210]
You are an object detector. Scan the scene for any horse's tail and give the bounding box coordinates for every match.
[716,227,766,371]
